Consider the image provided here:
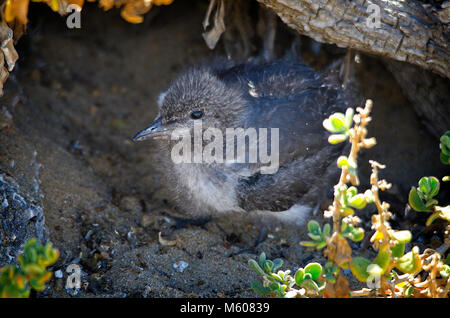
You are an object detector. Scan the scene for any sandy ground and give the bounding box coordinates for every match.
[0,1,448,297]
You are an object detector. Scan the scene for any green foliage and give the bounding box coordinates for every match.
[322,108,353,144]
[350,245,399,283]
[350,227,416,283]
[440,131,450,165]
[0,238,59,298]
[294,263,324,295]
[394,246,422,274]
[350,257,372,282]
[409,176,440,212]
[248,107,449,298]
[408,132,450,225]
[300,220,330,250]
[337,155,357,175]
[333,185,372,217]
[390,231,412,258]
[249,253,324,298]
[441,264,450,278]
[341,222,364,242]
[248,253,292,297]
[322,261,339,284]
[409,176,450,225]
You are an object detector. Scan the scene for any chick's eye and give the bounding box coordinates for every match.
[190,110,203,119]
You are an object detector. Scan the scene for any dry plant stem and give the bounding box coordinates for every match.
[350,288,376,297]
[429,254,438,298]
[332,166,349,232]
[330,100,373,234]
[325,100,375,298]
[422,252,440,298]
[369,161,395,296]
[441,278,450,298]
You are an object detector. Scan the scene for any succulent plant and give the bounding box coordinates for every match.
[0,238,59,298]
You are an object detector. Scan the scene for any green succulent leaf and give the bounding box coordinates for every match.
[350,257,372,282]
[328,134,348,144]
[301,279,320,294]
[270,273,282,281]
[347,186,358,196]
[269,282,281,292]
[251,280,272,295]
[373,245,391,275]
[259,253,266,268]
[366,264,383,278]
[392,231,412,244]
[341,223,365,242]
[307,220,321,236]
[329,113,346,131]
[441,152,450,165]
[337,156,349,168]
[348,194,367,209]
[304,263,322,282]
[264,260,274,274]
[249,259,266,277]
[418,177,440,199]
[322,119,334,133]
[303,273,313,281]
[323,113,347,133]
[408,187,430,212]
[300,241,318,248]
[441,134,450,145]
[316,241,328,250]
[440,140,450,156]
[395,246,422,274]
[349,227,364,242]
[308,233,322,241]
[390,242,405,258]
[344,108,354,129]
[272,258,283,272]
[425,199,439,208]
[440,265,450,278]
[295,268,305,286]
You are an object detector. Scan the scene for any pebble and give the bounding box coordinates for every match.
[173,261,189,273]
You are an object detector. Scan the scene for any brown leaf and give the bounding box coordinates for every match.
[153,0,174,5]
[324,275,350,298]
[325,232,352,268]
[120,0,153,24]
[99,0,116,11]
[5,0,30,25]
[66,0,85,7]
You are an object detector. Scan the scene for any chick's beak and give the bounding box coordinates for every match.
[132,117,174,141]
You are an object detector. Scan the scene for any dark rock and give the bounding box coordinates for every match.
[0,173,48,265]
